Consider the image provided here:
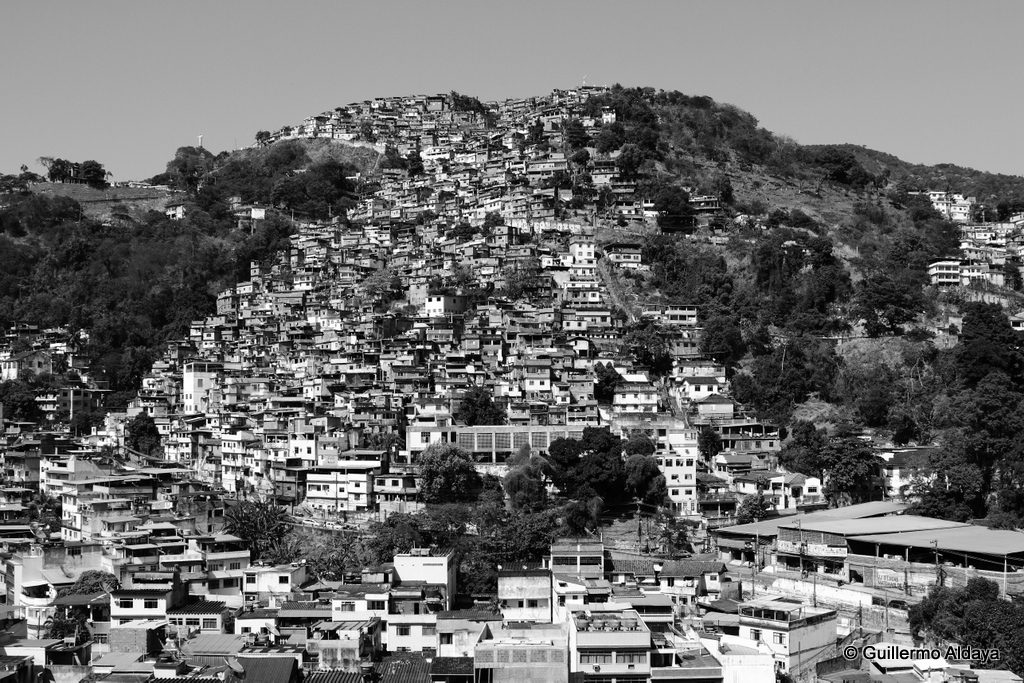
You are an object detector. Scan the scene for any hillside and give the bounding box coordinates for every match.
[31,181,182,221]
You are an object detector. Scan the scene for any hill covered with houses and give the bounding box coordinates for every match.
[0,84,1023,679]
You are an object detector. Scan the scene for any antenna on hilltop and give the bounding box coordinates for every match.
[583,75,587,86]
[198,134,203,149]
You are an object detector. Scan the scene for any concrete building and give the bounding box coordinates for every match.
[498,569,552,622]
[737,596,837,674]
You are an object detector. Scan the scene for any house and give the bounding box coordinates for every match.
[242,563,308,606]
[166,599,235,638]
[1,349,52,381]
[568,609,651,681]
[497,570,552,622]
[612,382,659,416]
[435,610,499,658]
[659,558,728,612]
[165,202,186,221]
[737,596,837,673]
[603,243,643,269]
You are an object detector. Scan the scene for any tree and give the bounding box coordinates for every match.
[594,362,623,404]
[624,454,668,507]
[255,131,271,145]
[616,144,645,177]
[454,385,506,426]
[76,160,108,189]
[698,426,722,461]
[57,570,119,598]
[363,266,403,304]
[656,512,692,557]
[363,513,424,564]
[417,443,482,504]
[125,413,161,455]
[224,500,288,560]
[47,158,73,183]
[700,314,746,365]
[854,275,925,337]
[820,439,883,505]
[736,493,773,524]
[563,119,590,149]
[265,528,364,582]
[653,185,693,230]
[952,302,1024,389]
[778,421,828,477]
[504,450,550,512]
[620,321,673,376]
[0,380,41,421]
[359,121,376,143]
[570,149,591,167]
[910,577,1024,677]
[407,152,425,177]
[595,125,625,154]
[1005,261,1023,292]
[623,432,656,456]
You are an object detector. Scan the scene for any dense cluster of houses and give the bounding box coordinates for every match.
[0,88,1019,681]
[927,208,1024,301]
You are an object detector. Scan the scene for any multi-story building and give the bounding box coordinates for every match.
[568,609,652,682]
[736,596,837,674]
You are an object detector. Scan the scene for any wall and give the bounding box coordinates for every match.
[847,553,1024,598]
[48,665,92,683]
[109,627,160,655]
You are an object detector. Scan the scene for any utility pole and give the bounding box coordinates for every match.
[932,540,941,586]
[636,499,642,547]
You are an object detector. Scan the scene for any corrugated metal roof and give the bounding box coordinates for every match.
[430,657,473,676]
[850,525,1024,557]
[237,656,299,683]
[166,599,229,616]
[181,633,247,655]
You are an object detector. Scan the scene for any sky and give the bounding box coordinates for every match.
[4,0,1024,181]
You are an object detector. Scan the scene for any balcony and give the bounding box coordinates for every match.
[698,492,737,503]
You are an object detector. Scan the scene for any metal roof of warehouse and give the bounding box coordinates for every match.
[849,526,1024,557]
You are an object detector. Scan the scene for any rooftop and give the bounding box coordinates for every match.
[571,609,649,632]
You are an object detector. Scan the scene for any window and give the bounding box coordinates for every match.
[368,600,386,611]
[118,599,134,609]
[396,626,411,636]
[440,633,453,645]
[616,653,645,664]
[278,576,290,584]
[246,575,256,585]
[338,602,355,612]
[422,625,436,636]
[93,633,108,644]
[773,632,785,645]
[186,618,200,627]
[580,652,613,664]
[203,619,218,629]
[420,432,430,444]
[144,599,158,610]
[527,599,539,608]
[241,627,251,634]
[229,562,241,570]
[751,629,762,642]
